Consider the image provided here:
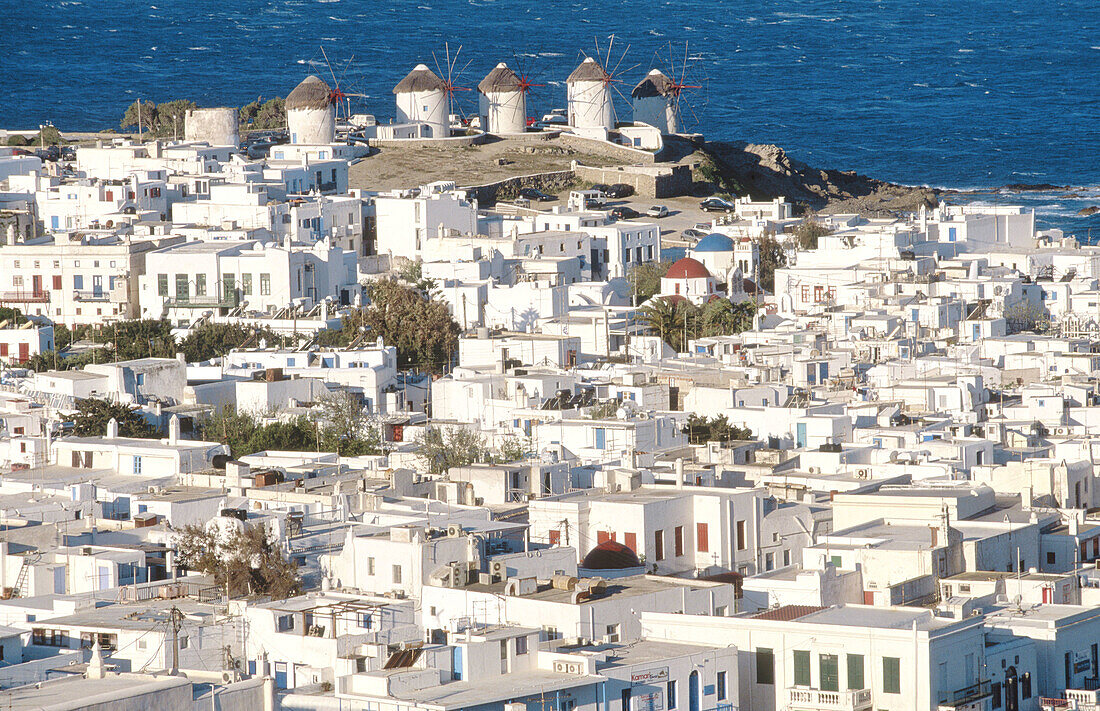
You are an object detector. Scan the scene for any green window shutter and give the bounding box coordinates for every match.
[883,656,901,694]
[847,654,865,690]
[820,654,839,692]
[793,650,810,686]
[756,648,775,685]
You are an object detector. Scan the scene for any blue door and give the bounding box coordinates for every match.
[796,423,807,448]
[452,646,463,680]
[595,428,606,449]
[820,362,829,381]
[274,662,288,688]
[689,670,700,711]
[97,566,110,590]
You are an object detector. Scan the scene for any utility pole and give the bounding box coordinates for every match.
[169,605,182,675]
[137,101,143,141]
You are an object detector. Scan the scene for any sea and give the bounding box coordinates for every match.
[6,0,1100,236]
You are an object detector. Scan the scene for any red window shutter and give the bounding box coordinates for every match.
[697,523,709,553]
[597,531,611,545]
[549,530,561,546]
[52,275,62,290]
[674,526,684,557]
[0,343,6,357]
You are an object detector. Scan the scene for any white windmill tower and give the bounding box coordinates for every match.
[566,56,614,131]
[285,75,336,145]
[394,64,450,138]
[632,42,706,135]
[478,63,528,135]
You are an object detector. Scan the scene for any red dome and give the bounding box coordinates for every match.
[581,540,641,570]
[665,257,711,280]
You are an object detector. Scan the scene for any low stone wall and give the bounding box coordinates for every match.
[193,677,271,711]
[557,133,658,164]
[463,169,576,205]
[574,162,695,199]
[367,133,488,149]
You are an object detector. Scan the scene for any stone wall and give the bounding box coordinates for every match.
[367,133,488,149]
[557,133,658,164]
[574,162,695,199]
[463,169,576,205]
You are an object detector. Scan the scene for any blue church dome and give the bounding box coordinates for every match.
[693,233,735,252]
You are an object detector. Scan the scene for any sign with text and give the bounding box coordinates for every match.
[631,667,669,685]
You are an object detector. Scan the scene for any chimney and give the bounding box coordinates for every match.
[675,458,684,489]
[1022,486,1033,509]
[106,417,118,439]
[176,352,186,366]
[168,414,181,445]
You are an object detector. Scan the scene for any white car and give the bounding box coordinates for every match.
[647,205,669,218]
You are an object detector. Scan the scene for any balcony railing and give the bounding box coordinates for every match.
[164,292,240,309]
[941,680,992,708]
[0,290,48,303]
[73,290,114,302]
[788,688,872,711]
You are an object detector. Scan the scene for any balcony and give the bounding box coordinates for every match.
[788,688,872,711]
[0,290,48,303]
[73,289,114,302]
[1042,687,1100,711]
[940,680,992,708]
[164,292,240,309]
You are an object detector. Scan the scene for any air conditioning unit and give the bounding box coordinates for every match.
[447,524,463,538]
[808,467,819,475]
[491,561,506,577]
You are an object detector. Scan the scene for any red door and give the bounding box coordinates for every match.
[624,532,637,552]
[17,343,29,362]
[863,591,875,605]
[32,275,42,296]
[548,530,561,546]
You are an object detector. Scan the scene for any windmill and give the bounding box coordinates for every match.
[568,35,641,130]
[431,42,475,128]
[309,46,368,130]
[632,41,707,134]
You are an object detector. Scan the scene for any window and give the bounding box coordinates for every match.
[260,273,271,295]
[756,648,774,685]
[783,549,791,566]
[765,552,774,570]
[392,564,402,584]
[717,671,727,701]
[1021,673,1031,699]
[1048,552,1056,565]
[605,624,620,643]
[793,650,810,686]
[516,635,528,655]
[820,654,839,692]
[12,275,22,287]
[882,657,901,694]
[367,557,375,575]
[847,653,864,690]
[667,680,677,709]
[991,681,1001,709]
[654,530,664,561]
[196,273,207,296]
[674,526,684,557]
[32,629,66,647]
[500,639,508,660]
[736,520,746,550]
[242,273,253,295]
[157,274,168,296]
[133,456,142,475]
[697,523,708,552]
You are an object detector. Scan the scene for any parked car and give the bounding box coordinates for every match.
[609,206,641,220]
[647,205,669,218]
[682,228,707,241]
[608,183,634,199]
[693,222,712,231]
[700,197,735,213]
[519,188,555,202]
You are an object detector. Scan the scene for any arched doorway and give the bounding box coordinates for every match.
[688,670,700,711]
[1005,666,1019,711]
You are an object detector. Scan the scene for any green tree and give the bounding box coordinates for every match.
[683,414,753,445]
[120,100,158,133]
[494,436,531,463]
[792,216,833,251]
[177,323,276,363]
[0,307,29,326]
[415,426,488,475]
[365,279,460,372]
[700,299,757,337]
[34,125,64,145]
[640,297,700,351]
[174,523,300,599]
[71,398,159,438]
[587,400,621,420]
[314,392,380,456]
[152,99,198,139]
[252,97,286,130]
[5,135,29,147]
[627,261,673,303]
[756,231,787,292]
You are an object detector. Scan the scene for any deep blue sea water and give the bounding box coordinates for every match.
[6,0,1100,233]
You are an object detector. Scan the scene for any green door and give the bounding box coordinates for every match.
[820,654,839,692]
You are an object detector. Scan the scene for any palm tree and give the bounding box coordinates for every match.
[640,297,680,346]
